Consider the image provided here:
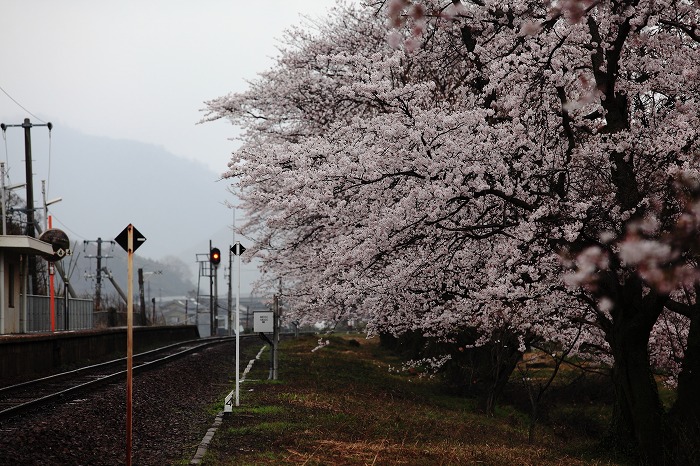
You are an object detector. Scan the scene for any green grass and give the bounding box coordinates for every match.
[225,420,302,436]
[239,405,286,416]
[200,335,628,465]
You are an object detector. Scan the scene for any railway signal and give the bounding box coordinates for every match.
[210,247,221,266]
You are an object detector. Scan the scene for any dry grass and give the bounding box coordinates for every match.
[201,335,627,465]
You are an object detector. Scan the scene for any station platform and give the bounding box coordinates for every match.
[0,325,200,383]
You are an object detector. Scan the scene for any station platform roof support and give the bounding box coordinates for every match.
[0,235,54,256]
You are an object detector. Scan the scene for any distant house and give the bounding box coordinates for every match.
[0,235,54,333]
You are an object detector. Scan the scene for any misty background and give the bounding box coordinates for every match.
[0,0,342,305]
[1,124,257,301]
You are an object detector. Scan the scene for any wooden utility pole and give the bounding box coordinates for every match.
[138,268,146,325]
[22,119,36,239]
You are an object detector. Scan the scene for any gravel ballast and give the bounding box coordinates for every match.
[0,340,251,465]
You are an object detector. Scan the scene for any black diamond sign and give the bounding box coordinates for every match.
[115,224,146,253]
[231,242,246,256]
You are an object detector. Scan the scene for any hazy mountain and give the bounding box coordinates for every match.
[2,124,260,297]
[57,241,196,300]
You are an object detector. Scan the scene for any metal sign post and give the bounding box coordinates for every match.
[273,294,279,381]
[115,224,146,466]
[231,242,246,406]
[254,309,277,380]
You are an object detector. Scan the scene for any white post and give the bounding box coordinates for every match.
[235,243,241,406]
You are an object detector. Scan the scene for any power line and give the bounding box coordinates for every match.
[48,214,89,242]
[0,83,47,124]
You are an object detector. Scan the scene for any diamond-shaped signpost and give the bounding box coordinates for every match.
[228,242,245,408]
[115,224,146,253]
[115,224,146,466]
[231,242,246,256]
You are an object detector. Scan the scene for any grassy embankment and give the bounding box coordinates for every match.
[200,334,632,465]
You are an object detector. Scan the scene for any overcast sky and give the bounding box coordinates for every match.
[1,0,338,173]
[0,1,342,295]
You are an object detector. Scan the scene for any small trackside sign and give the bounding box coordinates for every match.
[224,391,234,413]
[254,311,274,333]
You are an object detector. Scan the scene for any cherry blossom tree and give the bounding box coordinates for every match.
[206,1,592,415]
[206,0,700,462]
[383,0,700,462]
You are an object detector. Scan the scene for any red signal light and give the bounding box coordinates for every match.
[210,247,221,265]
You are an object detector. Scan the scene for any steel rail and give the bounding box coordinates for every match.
[0,335,247,420]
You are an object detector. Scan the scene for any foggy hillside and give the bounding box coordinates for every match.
[2,124,261,296]
[55,241,196,301]
[3,124,233,258]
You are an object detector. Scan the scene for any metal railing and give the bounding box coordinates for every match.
[26,295,94,332]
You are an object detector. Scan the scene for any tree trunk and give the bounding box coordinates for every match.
[610,334,664,464]
[669,312,700,465]
[608,304,665,465]
[527,403,538,444]
[479,333,522,415]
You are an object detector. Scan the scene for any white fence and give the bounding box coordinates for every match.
[26,295,94,332]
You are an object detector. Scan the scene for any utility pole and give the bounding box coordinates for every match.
[84,238,114,312]
[0,118,53,294]
[138,268,147,325]
[22,120,37,236]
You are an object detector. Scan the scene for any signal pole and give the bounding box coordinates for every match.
[209,243,221,336]
[209,240,213,336]
[213,262,218,334]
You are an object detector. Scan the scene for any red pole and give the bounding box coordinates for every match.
[49,216,55,332]
[49,265,55,331]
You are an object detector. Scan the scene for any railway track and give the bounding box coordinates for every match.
[0,336,246,420]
